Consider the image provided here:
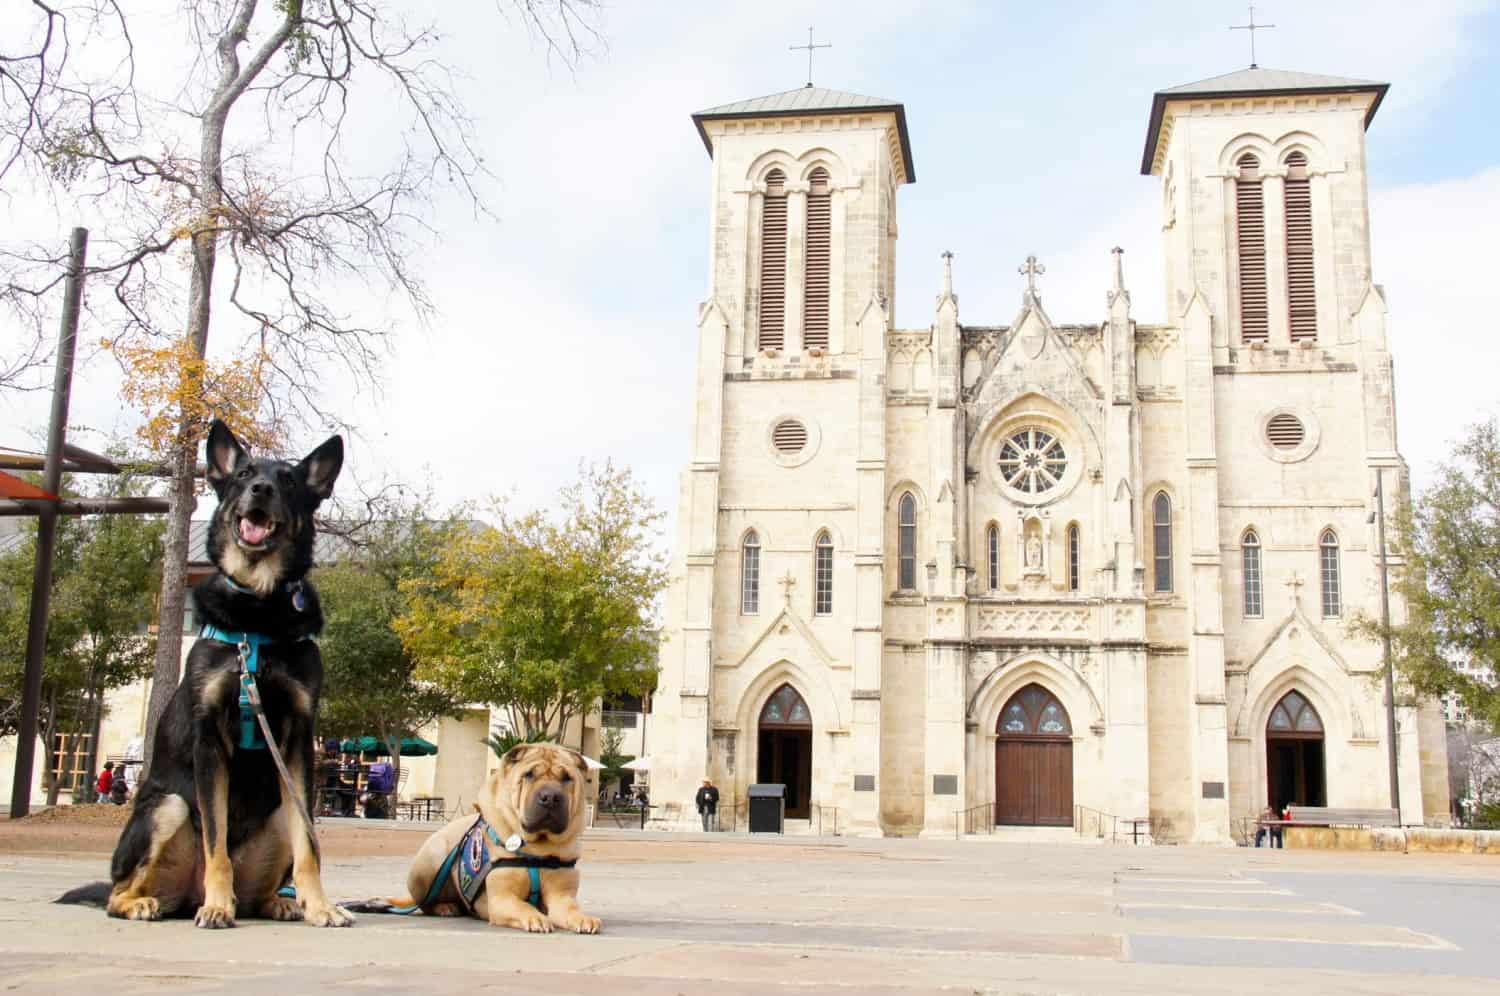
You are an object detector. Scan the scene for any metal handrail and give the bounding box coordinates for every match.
[1074,803,1118,841]
[954,801,996,839]
[814,804,841,836]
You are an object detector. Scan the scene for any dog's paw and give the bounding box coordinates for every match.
[114,896,161,921]
[557,911,602,935]
[430,902,464,918]
[259,895,303,921]
[511,908,552,933]
[194,903,237,929]
[303,902,355,928]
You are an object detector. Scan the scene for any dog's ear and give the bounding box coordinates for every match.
[566,749,589,779]
[297,434,344,503]
[501,744,533,770]
[204,420,249,497]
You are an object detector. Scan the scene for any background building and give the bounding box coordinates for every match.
[653,69,1450,839]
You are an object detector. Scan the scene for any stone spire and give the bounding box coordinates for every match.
[937,250,957,310]
[1108,246,1130,308]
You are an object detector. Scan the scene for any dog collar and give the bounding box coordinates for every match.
[219,574,309,612]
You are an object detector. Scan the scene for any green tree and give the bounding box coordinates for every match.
[1361,420,1500,733]
[0,474,162,802]
[397,462,665,742]
[315,511,466,788]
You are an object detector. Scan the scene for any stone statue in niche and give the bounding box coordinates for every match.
[1025,534,1042,569]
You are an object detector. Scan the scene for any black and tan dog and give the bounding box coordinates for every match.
[351,743,601,934]
[58,419,352,928]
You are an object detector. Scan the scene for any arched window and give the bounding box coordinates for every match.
[1152,492,1173,593]
[1242,529,1263,617]
[986,523,1000,591]
[1319,529,1341,617]
[814,530,833,615]
[1067,524,1081,592]
[803,167,831,351]
[898,492,917,591]
[1235,153,1268,343]
[1284,151,1316,342]
[741,531,761,614]
[758,169,788,351]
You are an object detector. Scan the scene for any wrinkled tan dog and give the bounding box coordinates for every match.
[360,743,600,934]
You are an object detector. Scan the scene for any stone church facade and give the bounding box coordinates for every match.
[652,70,1450,840]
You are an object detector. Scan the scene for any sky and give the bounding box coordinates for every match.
[4,0,1500,541]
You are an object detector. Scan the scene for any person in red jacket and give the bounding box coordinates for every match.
[96,762,114,802]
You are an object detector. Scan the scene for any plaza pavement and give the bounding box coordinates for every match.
[2,825,1498,994]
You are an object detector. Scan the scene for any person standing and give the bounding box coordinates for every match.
[695,778,720,833]
[95,762,114,803]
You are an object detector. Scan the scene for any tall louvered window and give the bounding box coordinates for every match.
[1319,529,1341,618]
[1242,529,1263,618]
[1284,151,1317,342]
[898,493,917,591]
[987,524,1000,591]
[1236,153,1268,344]
[758,169,788,351]
[1068,524,1081,593]
[1152,492,1173,593]
[814,531,833,615]
[803,167,831,351]
[741,531,761,615]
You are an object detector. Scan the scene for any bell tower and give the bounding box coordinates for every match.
[653,86,914,837]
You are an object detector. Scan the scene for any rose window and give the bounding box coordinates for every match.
[998,428,1067,494]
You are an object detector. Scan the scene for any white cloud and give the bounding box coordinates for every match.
[1372,166,1500,490]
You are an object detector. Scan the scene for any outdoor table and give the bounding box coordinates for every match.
[411,796,445,821]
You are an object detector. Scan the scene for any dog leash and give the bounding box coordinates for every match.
[200,624,321,863]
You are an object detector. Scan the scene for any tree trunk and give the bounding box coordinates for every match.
[77,681,105,804]
[143,449,196,773]
[145,0,298,770]
[384,728,402,802]
[42,686,61,807]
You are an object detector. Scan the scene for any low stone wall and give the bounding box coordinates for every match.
[1284,826,1500,854]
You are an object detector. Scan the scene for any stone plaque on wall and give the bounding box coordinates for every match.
[933,775,958,796]
[854,775,876,792]
[1201,781,1225,799]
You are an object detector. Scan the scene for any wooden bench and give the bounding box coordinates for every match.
[1286,806,1399,828]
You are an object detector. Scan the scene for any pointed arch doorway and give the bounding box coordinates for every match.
[994,683,1074,826]
[1266,690,1326,811]
[757,683,812,819]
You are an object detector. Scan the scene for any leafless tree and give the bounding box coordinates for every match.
[0,0,601,768]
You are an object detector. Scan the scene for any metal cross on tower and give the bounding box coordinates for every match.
[790,27,831,88]
[1018,255,1046,294]
[1230,3,1276,69]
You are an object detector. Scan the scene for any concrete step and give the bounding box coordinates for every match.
[963,825,1106,845]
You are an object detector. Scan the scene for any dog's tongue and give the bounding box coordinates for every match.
[239,517,270,546]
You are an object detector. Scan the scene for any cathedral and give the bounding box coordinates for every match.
[652,68,1451,840]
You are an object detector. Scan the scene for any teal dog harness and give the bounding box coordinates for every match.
[405,815,575,914]
[199,624,281,750]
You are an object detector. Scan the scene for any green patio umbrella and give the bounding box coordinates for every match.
[339,735,438,757]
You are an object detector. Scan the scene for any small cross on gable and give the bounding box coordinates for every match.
[1018,255,1046,295]
[778,570,797,604]
[1284,572,1305,606]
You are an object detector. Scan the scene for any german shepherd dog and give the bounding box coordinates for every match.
[58,420,352,928]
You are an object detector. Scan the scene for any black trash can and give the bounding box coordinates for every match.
[748,783,786,834]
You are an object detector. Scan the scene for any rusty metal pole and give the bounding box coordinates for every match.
[10,227,88,818]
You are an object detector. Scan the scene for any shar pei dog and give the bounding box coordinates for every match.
[352,742,601,934]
